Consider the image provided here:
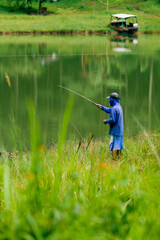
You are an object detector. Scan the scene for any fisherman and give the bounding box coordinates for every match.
[96,92,124,160]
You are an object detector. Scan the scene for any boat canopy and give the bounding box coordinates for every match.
[111,14,137,19]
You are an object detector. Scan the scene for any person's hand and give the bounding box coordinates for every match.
[103,120,107,124]
[96,104,102,109]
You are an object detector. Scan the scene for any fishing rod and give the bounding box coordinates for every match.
[58,85,96,151]
[58,85,97,105]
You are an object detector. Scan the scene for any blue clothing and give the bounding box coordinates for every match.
[101,102,123,136]
[109,135,124,151]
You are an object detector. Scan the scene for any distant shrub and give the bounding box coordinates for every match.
[78,5,84,9]
[126,6,133,10]
[7,0,32,11]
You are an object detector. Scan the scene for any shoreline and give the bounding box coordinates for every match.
[1,0,160,37]
[0,30,160,36]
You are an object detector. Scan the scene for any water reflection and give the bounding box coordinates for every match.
[110,35,138,52]
[0,35,159,151]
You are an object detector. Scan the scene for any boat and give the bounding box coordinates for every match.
[110,14,138,34]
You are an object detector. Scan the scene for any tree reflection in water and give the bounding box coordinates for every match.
[0,35,159,150]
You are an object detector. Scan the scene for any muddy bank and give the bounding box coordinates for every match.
[0,30,159,36]
[0,30,110,35]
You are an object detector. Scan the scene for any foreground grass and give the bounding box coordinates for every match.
[0,0,160,33]
[0,132,160,239]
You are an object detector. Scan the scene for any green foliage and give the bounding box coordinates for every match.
[0,101,160,239]
[126,5,133,10]
[0,0,160,32]
[28,101,40,152]
[4,157,11,210]
[0,131,160,239]
[5,0,48,12]
[7,0,31,11]
[54,95,74,200]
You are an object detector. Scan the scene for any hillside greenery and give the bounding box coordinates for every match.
[0,0,160,33]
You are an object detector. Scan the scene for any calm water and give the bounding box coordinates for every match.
[0,35,160,150]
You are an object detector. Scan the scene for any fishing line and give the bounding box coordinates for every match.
[58,85,97,105]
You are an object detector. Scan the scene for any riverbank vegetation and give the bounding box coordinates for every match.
[0,98,159,239]
[0,0,160,33]
[0,131,160,239]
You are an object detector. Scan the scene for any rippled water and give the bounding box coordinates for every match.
[0,35,159,150]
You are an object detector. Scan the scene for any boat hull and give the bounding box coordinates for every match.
[114,27,138,34]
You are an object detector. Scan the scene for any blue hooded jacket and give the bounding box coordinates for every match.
[101,100,123,136]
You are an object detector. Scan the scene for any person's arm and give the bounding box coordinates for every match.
[103,108,117,124]
[96,104,111,113]
[101,106,111,114]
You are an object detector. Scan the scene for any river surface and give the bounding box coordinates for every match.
[0,35,160,151]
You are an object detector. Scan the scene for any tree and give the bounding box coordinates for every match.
[38,0,46,11]
[7,0,47,12]
[7,0,29,9]
[106,0,108,11]
[26,0,47,11]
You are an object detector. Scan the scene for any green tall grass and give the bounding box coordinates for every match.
[0,101,160,239]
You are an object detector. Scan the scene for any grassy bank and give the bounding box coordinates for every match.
[0,0,160,33]
[0,132,160,239]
